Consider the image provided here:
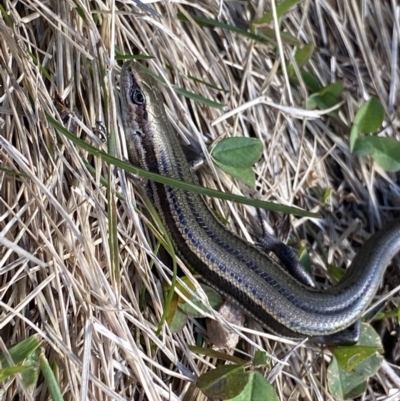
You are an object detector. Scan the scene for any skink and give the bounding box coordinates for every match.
[120,61,400,344]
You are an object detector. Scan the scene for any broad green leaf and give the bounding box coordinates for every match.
[289,68,321,92]
[211,138,264,168]
[251,0,302,25]
[299,69,321,92]
[21,349,39,388]
[340,381,368,400]
[179,284,223,317]
[214,163,256,187]
[172,276,196,301]
[167,304,188,333]
[349,125,361,152]
[227,371,279,401]
[350,97,384,150]
[333,324,383,371]
[211,138,263,186]
[320,80,343,98]
[165,290,186,332]
[306,94,318,109]
[354,97,384,134]
[294,43,314,67]
[297,243,311,273]
[351,138,374,156]
[165,277,222,331]
[327,352,382,400]
[328,324,384,399]
[353,137,400,172]
[197,365,248,400]
[253,351,268,367]
[307,81,343,111]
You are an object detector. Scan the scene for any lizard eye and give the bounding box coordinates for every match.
[131,89,145,105]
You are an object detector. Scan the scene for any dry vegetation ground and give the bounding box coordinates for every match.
[0,0,399,400]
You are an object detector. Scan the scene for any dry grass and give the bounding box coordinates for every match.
[0,0,399,400]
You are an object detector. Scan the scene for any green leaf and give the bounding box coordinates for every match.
[0,4,13,26]
[327,264,346,282]
[179,284,223,317]
[327,352,382,400]
[211,138,263,186]
[178,12,301,46]
[167,304,188,333]
[294,43,314,67]
[327,357,367,401]
[350,97,384,150]
[299,69,321,92]
[215,163,256,187]
[0,336,42,368]
[353,137,400,172]
[251,0,302,25]
[328,324,384,399]
[48,114,318,217]
[252,26,301,46]
[0,366,31,382]
[287,46,318,94]
[0,167,29,177]
[173,86,224,109]
[321,188,333,204]
[332,323,383,371]
[178,12,274,44]
[227,371,279,401]
[211,138,264,168]
[320,80,344,98]
[27,51,52,82]
[164,277,223,326]
[21,349,39,388]
[116,54,155,61]
[297,243,311,274]
[355,97,385,134]
[289,68,321,92]
[165,289,188,333]
[351,138,374,156]
[39,352,64,401]
[188,74,228,92]
[307,81,343,111]
[197,365,249,400]
[253,351,268,367]
[140,193,178,336]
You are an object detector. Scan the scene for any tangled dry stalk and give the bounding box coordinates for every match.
[0,1,399,400]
